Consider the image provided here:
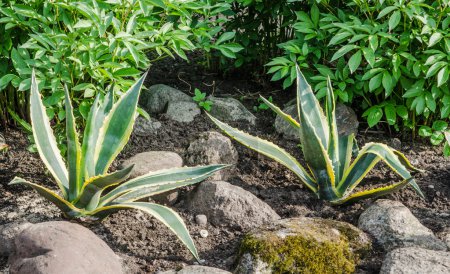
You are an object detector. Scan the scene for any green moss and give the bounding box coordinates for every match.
[240,233,356,274]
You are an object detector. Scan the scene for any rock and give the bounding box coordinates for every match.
[439,228,450,249]
[9,221,123,274]
[120,151,183,179]
[166,101,201,123]
[200,230,209,238]
[358,199,447,251]
[380,247,450,274]
[195,215,208,226]
[185,131,238,180]
[274,105,299,140]
[335,102,359,136]
[235,217,371,274]
[140,84,191,114]
[186,181,280,230]
[133,117,162,137]
[208,96,256,125]
[0,221,31,256]
[158,265,232,274]
[388,138,402,150]
[274,102,358,140]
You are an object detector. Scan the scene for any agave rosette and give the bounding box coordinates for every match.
[207,66,424,204]
[11,70,227,259]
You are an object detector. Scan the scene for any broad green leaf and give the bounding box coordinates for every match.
[389,11,401,31]
[348,50,362,74]
[437,66,449,87]
[331,45,358,62]
[428,32,443,47]
[377,6,397,19]
[207,113,318,193]
[91,202,199,260]
[94,72,147,175]
[64,85,81,200]
[216,32,235,45]
[385,104,396,125]
[30,70,68,197]
[362,48,375,68]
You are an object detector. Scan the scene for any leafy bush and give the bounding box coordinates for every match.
[0,0,237,143]
[265,1,450,144]
[11,70,227,259]
[208,67,423,204]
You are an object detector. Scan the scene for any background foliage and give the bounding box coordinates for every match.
[221,0,450,149]
[0,0,239,151]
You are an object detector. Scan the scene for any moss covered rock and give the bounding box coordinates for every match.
[235,217,371,274]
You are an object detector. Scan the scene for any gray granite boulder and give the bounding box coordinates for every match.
[185,131,238,180]
[0,221,31,256]
[358,199,447,251]
[9,221,123,274]
[119,151,183,179]
[166,101,201,123]
[133,117,162,137]
[140,84,191,114]
[208,96,256,125]
[380,247,450,274]
[186,181,280,230]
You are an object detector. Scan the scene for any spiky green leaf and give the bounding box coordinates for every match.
[30,70,68,197]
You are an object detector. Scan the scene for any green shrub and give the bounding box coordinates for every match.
[0,0,239,147]
[265,1,450,145]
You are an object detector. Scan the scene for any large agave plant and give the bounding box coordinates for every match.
[11,70,227,259]
[208,67,424,204]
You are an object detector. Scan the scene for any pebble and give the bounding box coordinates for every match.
[200,230,209,238]
[195,215,208,226]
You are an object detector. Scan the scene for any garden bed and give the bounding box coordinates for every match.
[0,57,449,273]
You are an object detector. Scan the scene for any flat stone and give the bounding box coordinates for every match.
[158,265,232,274]
[195,214,208,226]
[166,101,200,123]
[380,247,450,274]
[186,181,280,230]
[0,221,31,256]
[235,217,371,274]
[185,131,238,180]
[208,96,256,126]
[133,117,162,137]
[139,84,191,114]
[9,221,123,274]
[358,199,447,251]
[120,151,183,179]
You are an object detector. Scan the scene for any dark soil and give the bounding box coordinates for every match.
[0,55,449,273]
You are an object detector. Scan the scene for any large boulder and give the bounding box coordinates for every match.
[158,265,232,274]
[208,96,256,126]
[274,102,358,140]
[358,199,447,251]
[380,247,450,274]
[186,181,280,230]
[133,117,162,137]
[185,131,238,180]
[0,221,31,256]
[235,217,371,274]
[166,101,201,123]
[9,221,123,274]
[119,151,183,179]
[139,84,191,114]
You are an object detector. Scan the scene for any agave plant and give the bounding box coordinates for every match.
[10,70,227,259]
[207,67,424,204]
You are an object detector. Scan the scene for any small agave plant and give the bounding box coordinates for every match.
[208,67,424,204]
[11,70,227,259]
